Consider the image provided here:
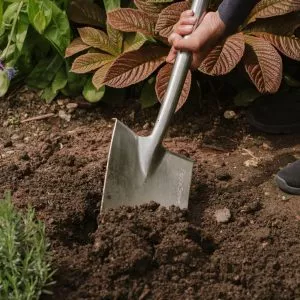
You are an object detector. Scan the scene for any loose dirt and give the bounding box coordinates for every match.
[1,87,300,299]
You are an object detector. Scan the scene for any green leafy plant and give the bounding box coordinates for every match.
[0,0,72,101]
[0,191,54,299]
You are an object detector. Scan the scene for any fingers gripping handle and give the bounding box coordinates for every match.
[150,0,208,147]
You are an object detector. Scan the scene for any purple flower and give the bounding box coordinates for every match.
[6,67,17,80]
[0,59,17,80]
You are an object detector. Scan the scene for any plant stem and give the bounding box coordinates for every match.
[0,1,24,61]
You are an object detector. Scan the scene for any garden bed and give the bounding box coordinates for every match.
[1,89,300,299]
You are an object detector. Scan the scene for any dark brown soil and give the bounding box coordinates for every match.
[1,87,300,299]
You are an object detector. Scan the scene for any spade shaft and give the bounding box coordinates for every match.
[101,0,208,212]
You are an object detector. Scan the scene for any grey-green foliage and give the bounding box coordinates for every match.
[0,191,55,300]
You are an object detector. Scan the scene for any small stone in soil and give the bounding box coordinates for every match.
[215,208,231,223]
[3,140,13,148]
[215,169,232,181]
[19,152,30,161]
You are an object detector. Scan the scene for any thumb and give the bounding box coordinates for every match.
[166,46,177,64]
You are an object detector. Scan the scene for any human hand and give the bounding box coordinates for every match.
[166,10,226,69]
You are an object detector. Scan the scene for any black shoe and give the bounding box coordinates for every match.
[246,91,300,134]
[275,160,300,195]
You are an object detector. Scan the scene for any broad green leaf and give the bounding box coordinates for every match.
[28,0,52,34]
[16,13,29,52]
[0,0,3,26]
[41,86,57,103]
[234,87,261,106]
[26,54,64,89]
[43,1,71,56]
[103,0,120,12]
[284,73,300,87]
[3,2,19,25]
[140,77,158,109]
[41,66,68,103]
[83,78,105,102]
[52,66,68,94]
[0,70,9,97]
[61,69,88,96]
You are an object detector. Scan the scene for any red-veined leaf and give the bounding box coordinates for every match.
[71,53,114,73]
[155,63,191,112]
[65,37,90,58]
[68,0,106,27]
[107,8,157,36]
[199,33,245,75]
[92,62,114,89]
[156,1,190,38]
[134,0,168,16]
[103,45,168,88]
[247,0,300,24]
[78,27,117,55]
[253,32,300,61]
[243,35,282,93]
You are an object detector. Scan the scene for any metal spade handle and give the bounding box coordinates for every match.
[149,0,208,148]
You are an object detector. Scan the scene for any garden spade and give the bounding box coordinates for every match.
[101,0,208,212]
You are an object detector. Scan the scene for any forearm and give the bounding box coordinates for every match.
[218,0,258,32]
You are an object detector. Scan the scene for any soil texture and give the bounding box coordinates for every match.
[1,87,300,299]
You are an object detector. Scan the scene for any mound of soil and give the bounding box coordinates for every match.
[1,89,300,299]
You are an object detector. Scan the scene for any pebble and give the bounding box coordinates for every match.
[215,169,232,181]
[214,208,231,223]
[66,103,78,113]
[19,152,30,161]
[11,133,24,141]
[58,110,71,122]
[143,122,150,130]
[224,110,237,119]
[3,140,12,148]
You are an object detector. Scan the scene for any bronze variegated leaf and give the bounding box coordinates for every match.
[68,0,106,27]
[71,53,114,74]
[92,62,114,89]
[155,63,191,112]
[123,32,148,53]
[78,27,117,56]
[156,1,190,38]
[243,35,282,93]
[65,37,91,58]
[246,12,300,36]
[247,0,300,24]
[199,33,245,75]
[103,45,168,88]
[107,8,157,36]
[134,0,168,16]
[107,24,123,54]
[254,32,300,61]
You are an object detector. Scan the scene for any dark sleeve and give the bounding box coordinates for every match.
[218,0,258,32]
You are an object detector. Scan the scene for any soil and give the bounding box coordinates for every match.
[1,87,300,300]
